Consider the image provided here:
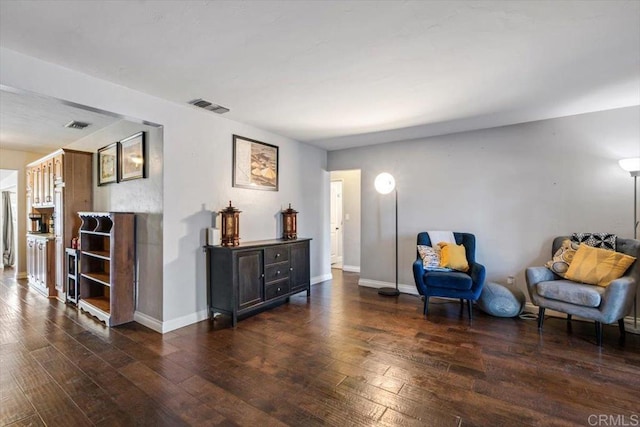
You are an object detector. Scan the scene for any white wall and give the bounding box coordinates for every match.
[1,47,331,332]
[0,149,44,275]
[66,121,164,322]
[328,106,640,308]
[330,170,361,271]
[0,170,18,189]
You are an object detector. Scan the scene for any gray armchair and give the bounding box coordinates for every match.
[526,236,639,346]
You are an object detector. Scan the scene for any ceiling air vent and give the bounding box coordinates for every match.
[64,120,90,130]
[188,98,230,114]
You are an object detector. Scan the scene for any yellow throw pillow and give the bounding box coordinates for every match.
[565,244,636,287]
[438,242,469,272]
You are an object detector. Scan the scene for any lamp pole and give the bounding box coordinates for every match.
[634,174,637,240]
[375,172,400,296]
[634,174,638,328]
[619,158,640,329]
[395,189,398,293]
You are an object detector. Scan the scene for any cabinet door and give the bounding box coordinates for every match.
[35,241,44,286]
[41,161,48,205]
[33,165,41,205]
[26,167,33,193]
[235,250,264,310]
[53,154,64,183]
[289,242,310,291]
[55,237,64,293]
[27,238,35,281]
[54,188,63,237]
[43,160,53,205]
[26,168,33,228]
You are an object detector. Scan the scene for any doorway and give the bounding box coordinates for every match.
[0,169,19,270]
[330,180,343,268]
[329,170,361,273]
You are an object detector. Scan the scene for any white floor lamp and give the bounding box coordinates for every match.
[618,157,640,328]
[375,172,400,296]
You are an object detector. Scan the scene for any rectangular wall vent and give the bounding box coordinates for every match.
[188,99,230,114]
[64,120,90,130]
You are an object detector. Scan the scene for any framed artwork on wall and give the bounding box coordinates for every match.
[119,131,146,182]
[97,142,118,185]
[232,135,279,191]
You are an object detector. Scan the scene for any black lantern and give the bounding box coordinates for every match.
[282,203,298,240]
[220,201,241,246]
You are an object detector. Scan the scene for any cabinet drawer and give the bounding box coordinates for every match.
[265,280,290,300]
[265,262,289,283]
[264,246,289,265]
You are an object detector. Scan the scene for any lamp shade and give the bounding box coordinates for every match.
[619,157,640,174]
[374,172,396,194]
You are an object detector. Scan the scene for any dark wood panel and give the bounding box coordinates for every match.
[265,261,289,282]
[2,268,640,426]
[179,375,288,427]
[236,249,263,310]
[264,245,289,265]
[0,376,38,425]
[265,280,290,300]
[289,241,310,291]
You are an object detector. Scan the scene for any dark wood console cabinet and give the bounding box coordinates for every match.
[205,238,311,326]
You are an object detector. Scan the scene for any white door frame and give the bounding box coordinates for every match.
[330,180,343,268]
[0,169,19,270]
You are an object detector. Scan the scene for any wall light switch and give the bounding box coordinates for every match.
[345,213,350,220]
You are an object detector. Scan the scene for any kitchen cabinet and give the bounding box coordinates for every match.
[26,234,55,297]
[26,149,92,300]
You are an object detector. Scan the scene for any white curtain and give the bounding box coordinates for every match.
[2,191,15,267]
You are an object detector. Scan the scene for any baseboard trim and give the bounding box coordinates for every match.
[16,271,27,279]
[133,311,163,333]
[342,265,360,273]
[358,278,419,296]
[161,309,210,334]
[523,302,640,335]
[139,274,333,334]
[312,273,333,285]
[623,316,640,335]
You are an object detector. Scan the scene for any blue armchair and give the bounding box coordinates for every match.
[412,232,486,320]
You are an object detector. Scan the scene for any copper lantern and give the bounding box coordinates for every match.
[282,203,298,240]
[220,201,241,246]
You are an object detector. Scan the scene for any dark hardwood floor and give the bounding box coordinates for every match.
[1,268,639,426]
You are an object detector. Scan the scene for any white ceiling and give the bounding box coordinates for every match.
[0,88,122,153]
[0,1,639,151]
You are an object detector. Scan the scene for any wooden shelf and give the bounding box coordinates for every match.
[78,212,135,327]
[81,272,111,287]
[78,297,111,325]
[82,250,110,260]
[81,296,111,313]
[80,230,111,237]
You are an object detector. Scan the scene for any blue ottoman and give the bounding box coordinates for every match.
[477,282,525,317]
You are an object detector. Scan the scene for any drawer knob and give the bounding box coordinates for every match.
[261,274,265,278]
[276,270,280,275]
[275,253,280,258]
[290,267,294,271]
[277,287,281,292]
